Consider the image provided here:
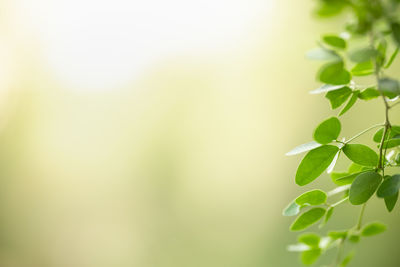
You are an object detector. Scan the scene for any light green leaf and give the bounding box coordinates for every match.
[349,171,382,205]
[348,234,360,243]
[298,233,320,247]
[384,192,398,212]
[295,189,327,206]
[301,249,321,266]
[290,208,326,231]
[340,251,355,267]
[322,35,346,49]
[320,206,334,228]
[313,117,341,144]
[310,84,346,94]
[286,141,322,156]
[343,144,378,167]
[325,87,352,109]
[377,174,400,198]
[349,47,377,63]
[328,230,347,240]
[306,47,341,61]
[283,201,301,217]
[351,61,374,76]
[385,47,399,69]
[333,172,363,186]
[361,222,387,237]
[339,90,359,116]
[318,61,351,85]
[372,126,400,143]
[358,87,380,100]
[296,145,340,186]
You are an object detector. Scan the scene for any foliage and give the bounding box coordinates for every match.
[283,0,400,265]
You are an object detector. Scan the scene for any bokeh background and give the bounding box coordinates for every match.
[0,0,399,266]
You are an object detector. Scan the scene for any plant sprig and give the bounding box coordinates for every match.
[283,0,400,266]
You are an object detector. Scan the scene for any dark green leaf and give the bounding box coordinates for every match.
[384,192,398,212]
[361,222,387,236]
[325,87,352,109]
[283,201,301,216]
[322,35,346,49]
[295,189,327,206]
[391,23,400,47]
[286,141,322,156]
[318,61,351,85]
[290,208,326,231]
[351,61,374,76]
[372,126,400,142]
[349,171,382,205]
[343,144,378,166]
[349,47,377,63]
[313,117,341,144]
[358,87,380,100]
[296,145,340,186]
[379,78,400,99]
[339,91,359,116]
[301,249,321,265]
[377,174,400,198]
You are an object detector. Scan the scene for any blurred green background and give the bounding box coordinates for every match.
[0,0,399,266]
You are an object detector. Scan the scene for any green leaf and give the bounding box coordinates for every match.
[361,222,387,236]
[340,251,355,267]
[377,174,400,198]
[310,84,346,94]
[318,61,351,85]
[382,136,400,148]
[325,87,352,109]
[283,201,301,216]
[348,234,360,243]
[351,61,374,76]
[298,233,320,247]
[301,249,321,266]
[320,206,334,228]
[384,192,398,212]
[286,141,322,156]
[328,230,347,240]
[349,171,382,205]
[313,117,341,144]
[348,163,367,173]
[343,144,378,167]
[358,87,380,100]
[296,145,340,186]
[306,47,341,61]
[333,172,363,186]
[376,39,387,67]
[391,23,400,47]
[384,47,399,69]
[372,126,400,142]
[295,189,327,206]
[290,208,326,231]
[339,90,359,116]
[349,47,377,63]
[379,78,400,99]
[322,35,346,49]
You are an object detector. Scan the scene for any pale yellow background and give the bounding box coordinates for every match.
[0,0,398,266]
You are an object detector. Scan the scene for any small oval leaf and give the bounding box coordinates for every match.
[361,222,387,237]
[290,208,326,231]
[295,189,327,206]
[313,117,341,144]
[283,201,301,217]
[377,174,400,198]
[349,171,382,205]
[296,145,340,186]
[343,144,378,167]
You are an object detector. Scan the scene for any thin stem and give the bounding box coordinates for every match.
[356,203,367,230]
[331,196,349,208]
[344,123,384,144]
[389,100,400,109]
